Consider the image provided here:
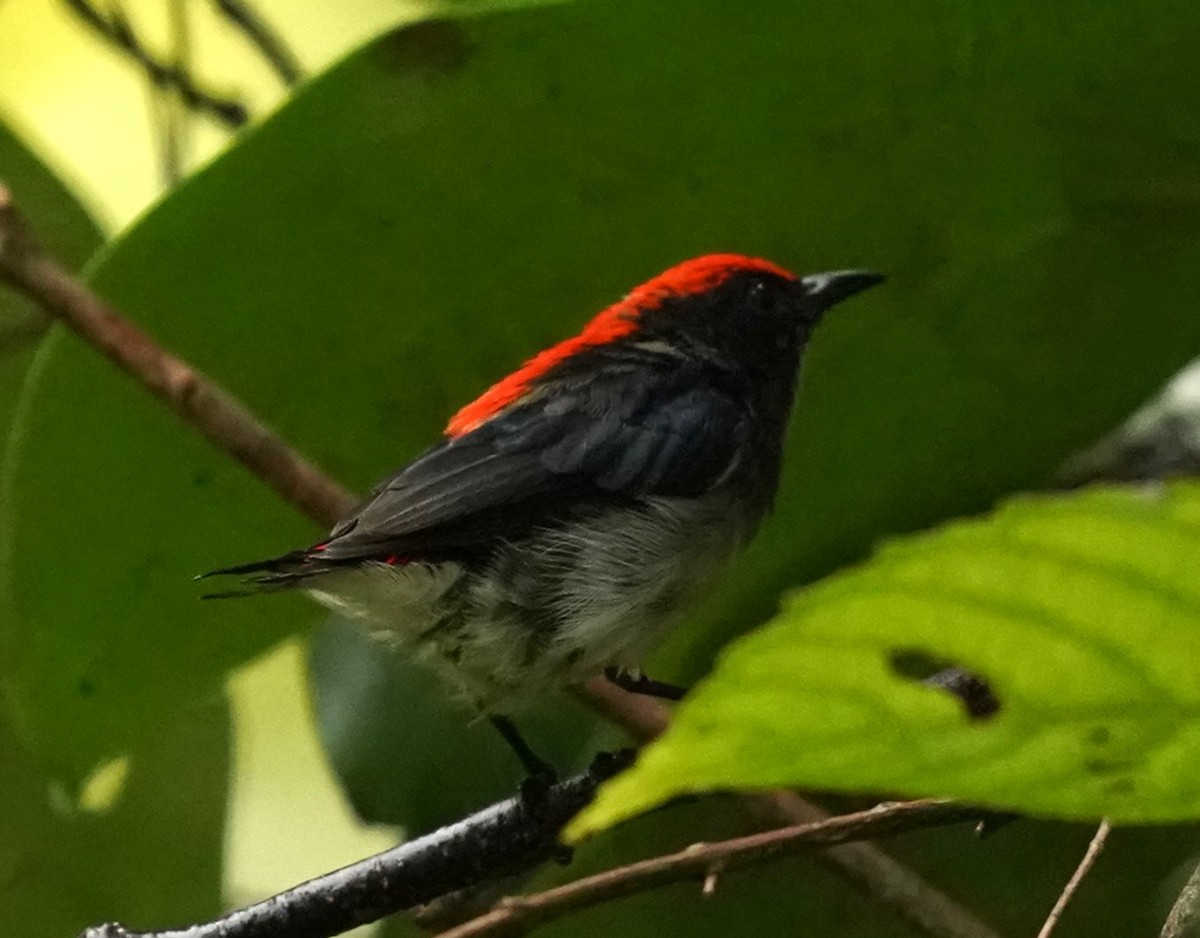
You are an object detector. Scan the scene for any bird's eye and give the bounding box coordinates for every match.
[746,278,778,313]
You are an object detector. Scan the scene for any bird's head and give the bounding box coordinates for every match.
[627,254,884,375]
[445,254,883,437]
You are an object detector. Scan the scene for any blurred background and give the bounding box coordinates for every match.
[0,0,421,916]
[3,2,1200,937]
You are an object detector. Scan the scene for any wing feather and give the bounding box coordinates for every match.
[311,362,749,563]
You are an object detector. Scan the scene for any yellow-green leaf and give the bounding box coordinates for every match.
[570,483,1200,838]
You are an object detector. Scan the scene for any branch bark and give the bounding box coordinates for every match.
[0,185,354,527]
[0,188,1001,938]
[80,753,633,938]
[1160,851,1200,938]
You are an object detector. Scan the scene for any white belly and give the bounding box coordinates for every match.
[305,494,750,711]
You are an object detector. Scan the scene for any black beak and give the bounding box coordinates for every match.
[799,269,886,308]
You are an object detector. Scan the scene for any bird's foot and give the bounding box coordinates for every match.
[588,747,637,780]
[604,666,688,701]
[518,765,559,809]
[489,714,559,791]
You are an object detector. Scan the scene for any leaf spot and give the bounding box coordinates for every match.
[379,20,473,77]
[887,649,1001,720]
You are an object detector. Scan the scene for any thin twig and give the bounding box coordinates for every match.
[1035,819,1112,938]
[147,79,183,187]
[1160,851,1200,938]
[747,791,1003,938]
[155,0,193,186]
[60,0,248,129]
[209,0,303,86]
[435,801,986,938]
[0,185,352,526]
[578,678,1003,938]
[0,190,1001,938]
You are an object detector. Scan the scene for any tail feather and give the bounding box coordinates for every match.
[197,548,313,579]
[200,585,277,600]
[198,548,332,598]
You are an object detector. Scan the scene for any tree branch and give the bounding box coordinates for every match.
[1160,850,1200,938]
[0,189,1001,938]
[1034,819,1111,938]
[745,791,1004,938]
[577,678,1003,938]
[79,753,633,938]
[60,0,249,129]
[209,0,303,86]
[436,800,986,938]
[0,185,353,527]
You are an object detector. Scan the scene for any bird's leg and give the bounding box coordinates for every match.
[488,714,557,802]
[604,665,688,701]
[588,746,637,776]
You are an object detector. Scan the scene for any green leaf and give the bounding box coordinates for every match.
[0,119,101,471]
[8,0,1200,791]
[569,483,1200,837]
[0,119,103,765]
[0,124,227,937]
[0,698,229,938]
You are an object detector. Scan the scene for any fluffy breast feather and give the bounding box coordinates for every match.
[305,492,752,711]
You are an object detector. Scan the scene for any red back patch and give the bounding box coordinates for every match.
[445,254,795,437]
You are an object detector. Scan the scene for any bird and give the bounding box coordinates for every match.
[206,254,883,776]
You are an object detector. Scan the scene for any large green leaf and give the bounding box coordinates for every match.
[0,120,227,938]
[570,483,1200,836]
[0,699,229,938]
[7,0,1200,798]
[0,118,101,525]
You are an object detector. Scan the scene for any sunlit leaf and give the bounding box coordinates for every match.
[570,483,1200,836]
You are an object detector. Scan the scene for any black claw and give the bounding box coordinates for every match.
[550,842,574,866]
[519,767,558,808]
[588,747,636,780]
[604,666,688,701]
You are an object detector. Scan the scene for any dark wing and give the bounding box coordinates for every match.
[210,361,749,582]
[320,364,750,560]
